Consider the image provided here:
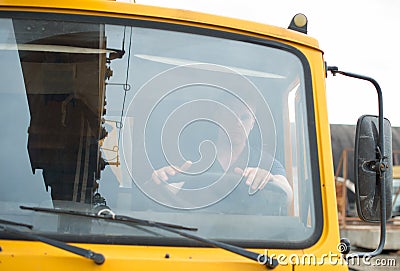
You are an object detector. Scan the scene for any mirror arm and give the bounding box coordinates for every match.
[327,66,387,258]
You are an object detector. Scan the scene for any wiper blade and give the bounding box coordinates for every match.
[20,205,197,231]
[0,218,33,229]
[0,219,105,265]
[20,206,277,269]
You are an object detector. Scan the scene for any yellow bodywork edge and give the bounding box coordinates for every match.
[0,0,321,52]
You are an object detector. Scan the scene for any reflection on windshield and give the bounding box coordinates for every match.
[0,18,316,246]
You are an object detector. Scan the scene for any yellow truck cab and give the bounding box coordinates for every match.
[0,1,393,270]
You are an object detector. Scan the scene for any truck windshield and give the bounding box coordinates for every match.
[0,16,320,247]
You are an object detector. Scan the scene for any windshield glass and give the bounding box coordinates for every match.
[0,16,319,247]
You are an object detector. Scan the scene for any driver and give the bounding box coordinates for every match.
[151,95,293,213]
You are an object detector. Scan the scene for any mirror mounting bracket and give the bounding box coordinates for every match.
[370,146,389,179]
[327,65,391,259]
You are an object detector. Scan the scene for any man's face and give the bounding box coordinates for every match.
[217,100,255,145]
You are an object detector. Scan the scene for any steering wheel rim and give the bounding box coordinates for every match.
[140,171,288,215]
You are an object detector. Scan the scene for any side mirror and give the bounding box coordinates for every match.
[354,115,393,222]
[328,67,392,257]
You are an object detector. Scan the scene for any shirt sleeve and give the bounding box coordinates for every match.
[270,157,286,176]
[248,146,286,176]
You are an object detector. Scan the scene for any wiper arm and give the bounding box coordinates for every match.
[20,206,278,269]
[0,219,105,265]
[20,205,197,231]
[152,223,278,269]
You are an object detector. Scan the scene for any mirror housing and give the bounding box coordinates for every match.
[354,115,393,222]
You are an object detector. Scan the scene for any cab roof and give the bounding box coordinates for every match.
[0,0,320,50]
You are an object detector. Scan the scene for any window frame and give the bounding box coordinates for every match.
[0,10,323,249]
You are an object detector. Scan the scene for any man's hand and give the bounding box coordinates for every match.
[235,167,293,206]
[151,161,192,184]
[234,167,272,190]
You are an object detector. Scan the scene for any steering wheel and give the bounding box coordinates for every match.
[137,171,288,215]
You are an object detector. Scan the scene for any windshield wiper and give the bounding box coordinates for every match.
[20,205,197,231]
[0,218,105,265]
[0,218,33,229]
[21,206,278,269]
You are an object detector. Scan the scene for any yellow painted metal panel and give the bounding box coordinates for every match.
[0,240,296,270]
